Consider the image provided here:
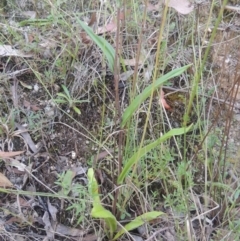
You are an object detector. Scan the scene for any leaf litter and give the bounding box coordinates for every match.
[0,172,13,187]
[15,123,38,153]
[165,0,194,15]
[0,45,32,58]
[0,151,24,158]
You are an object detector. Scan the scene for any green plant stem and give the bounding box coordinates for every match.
[131,3,169,181]
[183,0,229,127]
[183,0,229,178]
[131,0,147,98]
[112,7,123,217]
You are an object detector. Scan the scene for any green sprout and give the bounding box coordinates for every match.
[55,84,89,114]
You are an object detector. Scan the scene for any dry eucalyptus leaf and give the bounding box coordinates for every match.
[165,0,194,15]
[146,2,161,11]
[19,81,32,90]
[123,58,144,66]
[0,151,24,158]
[0,172,13,187]
[97,21,117,34]
[55,223,85,237]
[47,199,58,222]
[15,123,37,153]
[81,234,98,241]
[42,211,55,240]
[10,84,18,108]
[0,45,32,57]
[120,70,134,81]
[23,99,41,111]
[165,230,175,241]
[96,9,127,34]
[6,159,28,172]
[71,165,88,176]
[80,32,92,44]
[159,89,171,109]
[1,68,30,81]
[88,12,96,26]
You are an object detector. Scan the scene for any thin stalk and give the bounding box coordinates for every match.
[183,0,229,127]
[183,0,229,174]
[131,3,169,180]
[131,0,148,97]
[112,7,123,217]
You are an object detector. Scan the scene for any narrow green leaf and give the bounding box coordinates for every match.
[87,168,101,203]
[19,16,53,26]
[58,170,75,196]
[117,125,192,184]
[54,98,68,104]
[56,93,69,100]
[77,20,115,72]
[87,168,117,238]
[61,85,71,99]
[73,105,81,114]
[19,81,32,89]
[113,211,164,240]
[121,65,191,128]
[91,204,117,237]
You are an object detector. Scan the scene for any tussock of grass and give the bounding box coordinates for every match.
[0,0,240,240]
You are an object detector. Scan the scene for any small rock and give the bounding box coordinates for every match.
[33,84,39,92]
[71,151,77,159]
[45,106,55,117]
[130,234,143,241]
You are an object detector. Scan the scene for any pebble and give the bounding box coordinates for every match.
[33,84,39,92]
[45,106,55,117]
[71,151,77,159]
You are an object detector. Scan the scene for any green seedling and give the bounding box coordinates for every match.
[77,19,115,72]
[87,168,164,239]
[55,84,89,114]
[87,168,117,238]
[113,211,164,240]
[118,125,193,184]
[121,64,191,128]
[66,184,89,224]
[55,170,75,196]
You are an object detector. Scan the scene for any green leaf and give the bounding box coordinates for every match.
[54,98,68,104]
[91,204,117,238]
[121,65,191,128]
[73,105,81,114]
[87,168,101,203]
[61,84,71,99]
[19,16,54,26]
[58,170,75,196]
[113,211,164,240]
[56,93,69,100]
[77,20,115,72]
[19,81,32,89]
[87,168,117,238]
[117,125,192,184]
